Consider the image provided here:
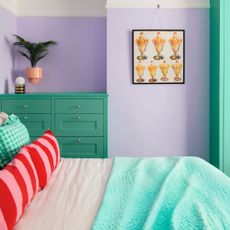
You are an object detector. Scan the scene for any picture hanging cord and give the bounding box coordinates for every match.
[151,3,164,29]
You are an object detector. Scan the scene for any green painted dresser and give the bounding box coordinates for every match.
[0,93,108,158]
[210,0,230,176]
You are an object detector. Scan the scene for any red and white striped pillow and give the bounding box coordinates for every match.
[26,130,60,189]
[0,147,39,230]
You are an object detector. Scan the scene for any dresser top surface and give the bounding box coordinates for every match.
[0,92,108,98]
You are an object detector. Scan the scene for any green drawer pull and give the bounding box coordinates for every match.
[24,116,28,120]
[77,116,81,120]
[24,105,29,108]
[77,105,81,109]
[76,139,81,143]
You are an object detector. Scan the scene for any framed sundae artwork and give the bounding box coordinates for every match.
[132,30,185,84]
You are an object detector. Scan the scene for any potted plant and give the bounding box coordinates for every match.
[14,35,57,84]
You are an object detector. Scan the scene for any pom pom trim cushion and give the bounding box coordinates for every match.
[0,147,39,230]
[25,130,60,189]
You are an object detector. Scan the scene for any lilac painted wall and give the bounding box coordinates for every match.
[0,7,16,93]
[107,9,210,160]
[16,17,106,92]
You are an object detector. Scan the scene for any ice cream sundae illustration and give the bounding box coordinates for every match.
[135,32,149,60]
[148,61,157,82]
[152,32,166,60]
[172,61,182,81]
[159,61,170,81]
[135,61,146,82]
[169,32,182,60]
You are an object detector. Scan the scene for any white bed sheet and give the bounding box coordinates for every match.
[14,158,112,230]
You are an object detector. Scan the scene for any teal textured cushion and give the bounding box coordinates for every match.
[0,114,30,168]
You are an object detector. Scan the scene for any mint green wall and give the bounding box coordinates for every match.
[223,0,230,176]
[210,0,221,169]
[210,0,230,176]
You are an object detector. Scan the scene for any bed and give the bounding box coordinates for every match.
[1,116,230,230]
[14,157,230,230]
[14,158,112,230]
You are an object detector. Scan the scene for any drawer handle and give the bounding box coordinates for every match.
[24,105,29,108]
[24,116,28,120]
[76,105,81,109]
[76,139,81,143]
[76,116,81,120]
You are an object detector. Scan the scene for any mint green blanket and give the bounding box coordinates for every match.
[93,157,230,230]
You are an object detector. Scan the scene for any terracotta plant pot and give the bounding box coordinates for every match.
[25,67,43,84]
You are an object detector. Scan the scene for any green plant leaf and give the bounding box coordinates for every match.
[13,34,57,67]
[36,53,48,63]
[17,51,30,60]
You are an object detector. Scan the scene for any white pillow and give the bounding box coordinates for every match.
[0,112,9,125]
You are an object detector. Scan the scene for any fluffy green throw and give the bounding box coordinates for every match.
[93,157,230,230]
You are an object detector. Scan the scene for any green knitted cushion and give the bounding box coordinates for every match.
[0,114,30,168]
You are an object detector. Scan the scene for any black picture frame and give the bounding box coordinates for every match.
[132,29,185,84]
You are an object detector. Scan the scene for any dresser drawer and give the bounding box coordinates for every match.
[2,99,51,114]
[17,114,51,137]
[55,114,103,136]
[55,99,103,114]
[57,137,104,158]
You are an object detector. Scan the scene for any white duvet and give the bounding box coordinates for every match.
[14,158,112,230]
